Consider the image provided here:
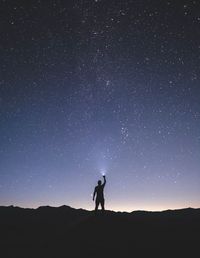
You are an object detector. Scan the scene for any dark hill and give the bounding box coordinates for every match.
[0,206,199,257]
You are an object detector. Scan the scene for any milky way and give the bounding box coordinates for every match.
[0,0,200,211]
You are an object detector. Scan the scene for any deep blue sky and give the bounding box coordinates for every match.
[0,0,200,211]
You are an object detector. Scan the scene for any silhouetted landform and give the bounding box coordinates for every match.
[0,205,199,257]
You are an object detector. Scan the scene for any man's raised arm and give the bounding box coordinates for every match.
[102,175,106,187]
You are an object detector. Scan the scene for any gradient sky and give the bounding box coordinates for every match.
[0,0,200,211]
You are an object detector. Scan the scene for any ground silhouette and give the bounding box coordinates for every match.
[0,205,199,257]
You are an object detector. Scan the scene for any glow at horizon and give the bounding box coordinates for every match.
[0,0,200,212]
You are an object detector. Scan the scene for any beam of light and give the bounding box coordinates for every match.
[100,168,107,176]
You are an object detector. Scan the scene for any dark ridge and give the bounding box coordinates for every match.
[0,205,199,257]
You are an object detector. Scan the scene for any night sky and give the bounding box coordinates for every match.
[0,0,200,211]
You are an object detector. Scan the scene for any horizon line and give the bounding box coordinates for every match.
[1,204,199,213]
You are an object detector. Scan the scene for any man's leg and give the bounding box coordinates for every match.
[100,199,105,211]
[95,200,99,212]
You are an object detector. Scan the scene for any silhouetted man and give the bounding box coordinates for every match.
[93,175,106,212]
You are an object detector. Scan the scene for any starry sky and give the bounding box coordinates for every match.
[0,0,200,211]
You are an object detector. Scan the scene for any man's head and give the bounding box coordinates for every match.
[98,180,102,186]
